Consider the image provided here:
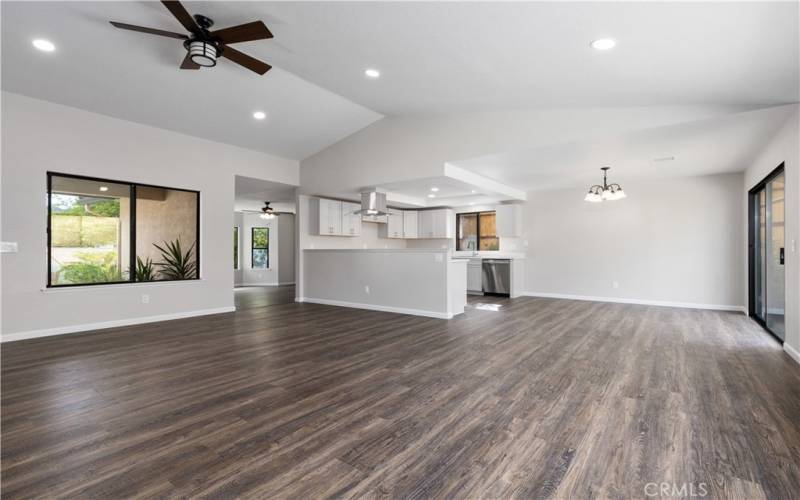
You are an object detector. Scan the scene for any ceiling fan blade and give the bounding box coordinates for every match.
[110,21,187,40]
[221,46,271,75]
[180,52,200,70]
[211,21,273,44]
[161,0,200,33]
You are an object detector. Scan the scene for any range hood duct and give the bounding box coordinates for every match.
[352,191,388,216]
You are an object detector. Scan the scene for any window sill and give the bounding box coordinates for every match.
[41,279,206,293]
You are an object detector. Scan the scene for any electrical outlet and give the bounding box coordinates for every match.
[364,285,370,294]
[141,294,150,304]
[612,282,619,289]
[1,242,18,253]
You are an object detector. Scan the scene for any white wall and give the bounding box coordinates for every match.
[238,213,278,286]
[524,173,745,310]
[744,107,800,353]
[278,214,296,285]
[1,93,298,339]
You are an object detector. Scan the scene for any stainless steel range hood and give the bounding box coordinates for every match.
[352,191,388,216]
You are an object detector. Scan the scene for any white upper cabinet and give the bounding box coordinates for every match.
[380,209,404,239]
[403,211,418,238]
[341,201,362,236]
[387,209,404,238]
[311,197,356,236]
[496,204,522,237]
[418,209,454,238]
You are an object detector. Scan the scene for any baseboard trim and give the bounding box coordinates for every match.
[1,306,236,343]
[521,292,746,313]
[784,343,800,365]
[239,281,295,287]
[297,297,455,319]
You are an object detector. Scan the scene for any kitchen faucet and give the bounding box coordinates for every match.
[467,240,478,256]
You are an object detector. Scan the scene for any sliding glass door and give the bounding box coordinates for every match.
[749,164,785,341]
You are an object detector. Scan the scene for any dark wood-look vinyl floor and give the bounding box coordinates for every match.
[3,293,800,499]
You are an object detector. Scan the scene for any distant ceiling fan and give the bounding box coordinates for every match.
[259,201,280,219]
[110,0,273,75]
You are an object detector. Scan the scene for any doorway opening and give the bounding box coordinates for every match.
[233,175,297,310]
[748,163,786,342]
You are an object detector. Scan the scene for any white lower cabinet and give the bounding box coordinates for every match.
[467,259,482,293]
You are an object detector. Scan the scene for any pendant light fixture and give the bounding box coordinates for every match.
[259,201,278,219]
[584,167,626,202]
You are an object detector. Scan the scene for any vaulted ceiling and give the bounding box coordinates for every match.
[2,1,797,165]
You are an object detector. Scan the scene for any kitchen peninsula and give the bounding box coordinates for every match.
[300,248,467,318]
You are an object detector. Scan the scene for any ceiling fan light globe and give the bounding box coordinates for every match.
[188,40,217,67]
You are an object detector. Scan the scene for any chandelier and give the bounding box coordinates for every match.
[584,167,626,202]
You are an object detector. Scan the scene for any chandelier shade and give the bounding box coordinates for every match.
[584,167,625,202]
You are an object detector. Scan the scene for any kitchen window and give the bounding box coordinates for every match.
[251,227,269,269]
[456,211,499,251]
[47,172,200,287]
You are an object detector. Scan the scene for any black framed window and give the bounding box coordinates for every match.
[456,211,499,251]
[251,227,269,269]
[234,226,240,270]
[47,172,200,287]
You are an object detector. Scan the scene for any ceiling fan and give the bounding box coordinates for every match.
[258,201,280,219]
[110,1,273,75]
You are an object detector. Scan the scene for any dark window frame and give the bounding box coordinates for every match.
[234,226,240,270]
[251,227,269,269]
[456,210,498,251]
[46,171,201,288]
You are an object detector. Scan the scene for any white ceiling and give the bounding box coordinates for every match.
[453,104,799,192]
[234,175,296,212]
[0,1,382,160]
[258,1,799,115]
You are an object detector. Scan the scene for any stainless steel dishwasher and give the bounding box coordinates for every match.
[482,259,510,295]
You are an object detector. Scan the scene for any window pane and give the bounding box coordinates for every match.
[479,212,499,250]
[234,227,239,270]
[479,212,496,237]
[457,213,478,251]
[252,227,268,249]
[49,176,131,285]
[252,249,268,269]
[136,187,199,281]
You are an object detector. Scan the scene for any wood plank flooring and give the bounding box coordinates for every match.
[3,294,800,499]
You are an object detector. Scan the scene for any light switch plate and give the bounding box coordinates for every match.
[1,242,18,253]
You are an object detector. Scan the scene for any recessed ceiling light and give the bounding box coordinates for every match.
[364,68,380,78]
[590,38,616,50]
[471,190,477,194]
[32,39,55,52]
[99,186,109,192]
[430,187,439,192]
[253,111,266,120]
[469,202,476,206]
[428,194,436,198]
